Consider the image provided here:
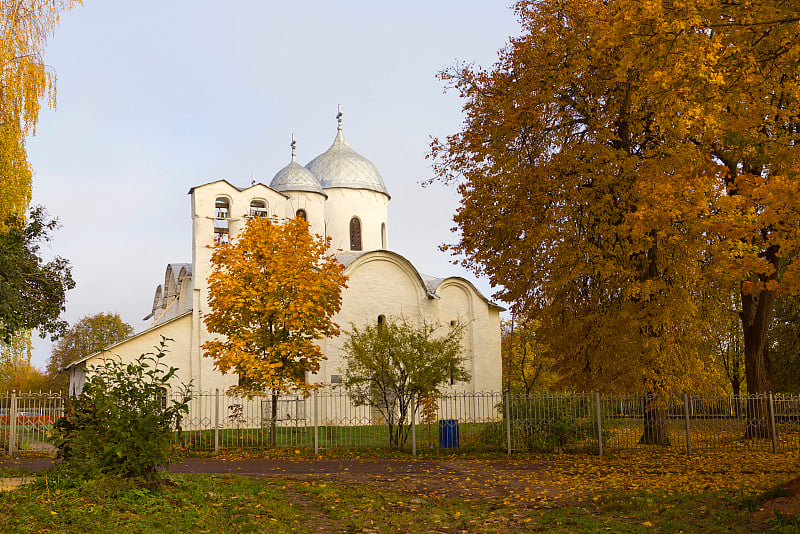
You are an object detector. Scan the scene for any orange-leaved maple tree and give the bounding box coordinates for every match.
[202,215,347,408]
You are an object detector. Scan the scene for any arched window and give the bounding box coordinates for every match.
[381,223,387,249]
[250,200,267,217]
[350,217,362,251]
[214,198,230,244]
[296,209,307,220]
[377,315,385,329]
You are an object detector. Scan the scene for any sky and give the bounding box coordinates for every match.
[26,1,522,370]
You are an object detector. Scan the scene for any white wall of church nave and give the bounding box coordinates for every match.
[323,188,388,252]
[437,281,502,392]
[317,255,433,384]
[436,282,475,388]
[71,314,195,395]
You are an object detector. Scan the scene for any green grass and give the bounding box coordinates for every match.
[0,471,795,533]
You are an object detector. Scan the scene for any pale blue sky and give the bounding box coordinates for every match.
[27,1,521,369]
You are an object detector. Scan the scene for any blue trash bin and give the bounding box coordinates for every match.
[438,419,459,448]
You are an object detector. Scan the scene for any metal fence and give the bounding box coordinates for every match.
[1,391,63,456]
[2,389,798,456]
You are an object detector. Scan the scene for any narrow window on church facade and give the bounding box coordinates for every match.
[377,315,385,329]
[296,209,307,220]
[381,223,387,249]
[250,200,267,217]
[214,197,230,244]
[350,217,362,251]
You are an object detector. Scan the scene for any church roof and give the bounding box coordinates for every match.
[305,120,390,198]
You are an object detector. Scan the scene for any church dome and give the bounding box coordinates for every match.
[306,128,390,198]
[270,160,325,195]
[269,134,325,196]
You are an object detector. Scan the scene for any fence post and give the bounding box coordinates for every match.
[683,392,692,455]
[595,392,603,457]
[505,391,512,455]
[9,391,17,456]
[314,389,319,455]
[214,389,220,454]
[411,393,416,456]
[768,393,778,454]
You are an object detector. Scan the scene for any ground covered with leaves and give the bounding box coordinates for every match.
[0,450,798,533]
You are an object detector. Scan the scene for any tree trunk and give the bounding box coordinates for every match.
[740,282,776,439]
[638,393,670,446]
[270,391,278,447]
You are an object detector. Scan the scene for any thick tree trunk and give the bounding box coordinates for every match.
[639,393,671,446]
[740,282,776,439]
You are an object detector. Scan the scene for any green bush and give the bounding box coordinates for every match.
[507,394,600,452]
[55,338,191,480]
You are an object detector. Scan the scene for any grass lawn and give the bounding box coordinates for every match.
[0,473,796,533]
[1,450,798,533]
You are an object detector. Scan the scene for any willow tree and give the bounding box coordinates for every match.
[434,0,800,440]
[0,0,81,220]
[202,216,347,445]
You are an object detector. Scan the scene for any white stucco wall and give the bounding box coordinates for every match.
[323,188,389,252]
[68,312,194,395]
[282,190,327,239]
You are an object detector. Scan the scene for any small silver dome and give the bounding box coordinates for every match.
[306,130,390,197]
[270,160,325,196]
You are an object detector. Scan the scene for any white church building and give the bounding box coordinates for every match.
[66,110,503,399]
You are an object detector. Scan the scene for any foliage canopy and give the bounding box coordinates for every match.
[0,0,80,219]
[203,216,347,397]
[0,206,74,343]
[0,331,47,391]
[431,0,800,396]
[46,312,134,390]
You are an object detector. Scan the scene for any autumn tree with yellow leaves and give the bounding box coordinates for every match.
[501,319,554,396]
[431,0,799,442]
[202,216,347,444]
[0,0,80,220]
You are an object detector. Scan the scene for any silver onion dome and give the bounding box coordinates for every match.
[270,134,326,196]
[270,161,325,195]
[305,111,390,197]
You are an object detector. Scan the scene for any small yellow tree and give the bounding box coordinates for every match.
[202,216,347,444]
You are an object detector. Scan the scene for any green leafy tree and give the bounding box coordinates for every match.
[341,317,468,448]
[0,206,74,343]
[46,312,134,391]
[55,338,191,481]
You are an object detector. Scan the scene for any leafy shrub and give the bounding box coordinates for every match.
[507,394,601,452]
[55,338,191,480]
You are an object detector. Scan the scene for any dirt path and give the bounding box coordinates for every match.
[1,455,569,502]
